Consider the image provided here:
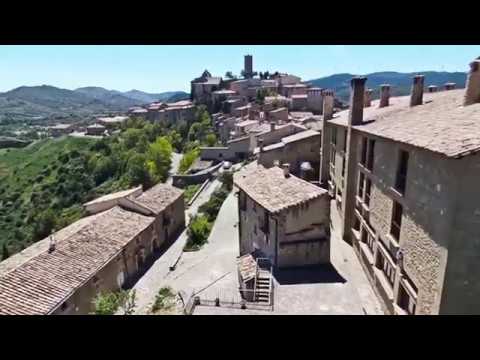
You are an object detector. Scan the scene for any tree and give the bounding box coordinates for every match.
[219,171,234,191]
[167,130,183,152]
[146,136,172,183]
[32,209,56,241]
[126,153,151,188]
[93,156,118,185]
[185,215,212,251]
[225,71,234,79]
[92,290,135,315]
[205,133,217,147]
[2,242,10,260]
[178,147,199,174]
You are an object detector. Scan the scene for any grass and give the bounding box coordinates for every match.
[151,287,177,313]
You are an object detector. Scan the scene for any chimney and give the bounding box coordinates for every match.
[273,159,280,167]
[48,234,56,253]
[410,75,424,107]
[464,59,480,106]
[379,84,391,108]
[444,82,456,91]
[282,163,290,178]
[364,88,373,107]
[258,138,264,152]
[349,77,367,126]
[428,85,438,93]
[270,121,276,132]
[322,90,334,121]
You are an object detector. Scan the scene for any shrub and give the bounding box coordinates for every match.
[151,287,176,313]
[198,188,229,222]
[185,214,211,251]
[92,289,136,315]
[183,184,200,203]
[178,148,199,174]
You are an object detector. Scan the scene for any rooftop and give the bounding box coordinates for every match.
[97,116,129,123]
[291,94,308,99]
[270,107,288,114]
[329,89,480,158]
[234,165,326,214]
[0,206,155,315]
[236,119,258,128]
[130,183,183,215]
[281,129,320,144]
[83,186,142,207]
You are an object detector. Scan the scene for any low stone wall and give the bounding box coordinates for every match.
[172,162,223,188]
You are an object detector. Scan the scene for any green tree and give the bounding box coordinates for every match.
[123,128,143,149]
[146,136,172,183]
[126,153,151,188]
[167,130,183,152]
[32,209,56,241]
[185,215,212,251]
[2,242,10,260]
[205,133,217,147]
[93,156,118,185]
[178,147,199,174]
[92,290,136,315]
[225,71,234,79]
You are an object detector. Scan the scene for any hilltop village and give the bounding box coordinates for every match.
[0,55,480,315]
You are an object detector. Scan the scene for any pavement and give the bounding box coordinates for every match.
[130,178,222,314]
[189,199,383,315]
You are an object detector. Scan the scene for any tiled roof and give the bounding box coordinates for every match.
[281,129,320,144]
[130,183,183,215]
[83,186,142,206]
[0,207,155,315]
[234,165,326,214]
[329,89,480,158]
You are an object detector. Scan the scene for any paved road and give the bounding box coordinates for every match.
[131,178,222,314]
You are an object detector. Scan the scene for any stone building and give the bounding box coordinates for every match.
[258,129,321,180]
[234,165,330,268]
[0,183,185,315]
[190,70,222,106]
[319,59,480,315]
[86,123,106,136]
[48,124,74,137]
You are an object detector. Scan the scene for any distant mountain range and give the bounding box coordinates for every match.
[307,71,467,103]
[0,85,190,122]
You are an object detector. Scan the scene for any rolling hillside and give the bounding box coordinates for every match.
[307,71,467,102]
[0,86,190,123]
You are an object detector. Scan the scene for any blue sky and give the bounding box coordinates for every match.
[0,45,478,93]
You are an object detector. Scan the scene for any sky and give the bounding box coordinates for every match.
[0,45,478,93]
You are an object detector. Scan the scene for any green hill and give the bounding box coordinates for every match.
[307,71,467,102]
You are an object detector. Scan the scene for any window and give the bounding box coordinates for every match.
[395,150,409,194]
[398,273,418,315]
[365,179,372,206]
[366,139,375,171]
[331,127,337,146]
[353,216,360,231]
[360,137,368,165]
[330,148,336,167]
[341,155,346,179]
[261,210,270,235]
[343,130,347,153]
[357,172,365,199]
[390,201,403,241]
[377,245,396,287]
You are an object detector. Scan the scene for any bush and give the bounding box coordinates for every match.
[183,184,200,203]
[92,289,136,315]
[185,215,211,251]
[151,287,176,313]
[198,188,229,222]
[178,148,199,174]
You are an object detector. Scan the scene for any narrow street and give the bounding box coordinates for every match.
[131,177,222,314]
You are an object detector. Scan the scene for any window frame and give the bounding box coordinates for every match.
[390,201,403,241]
